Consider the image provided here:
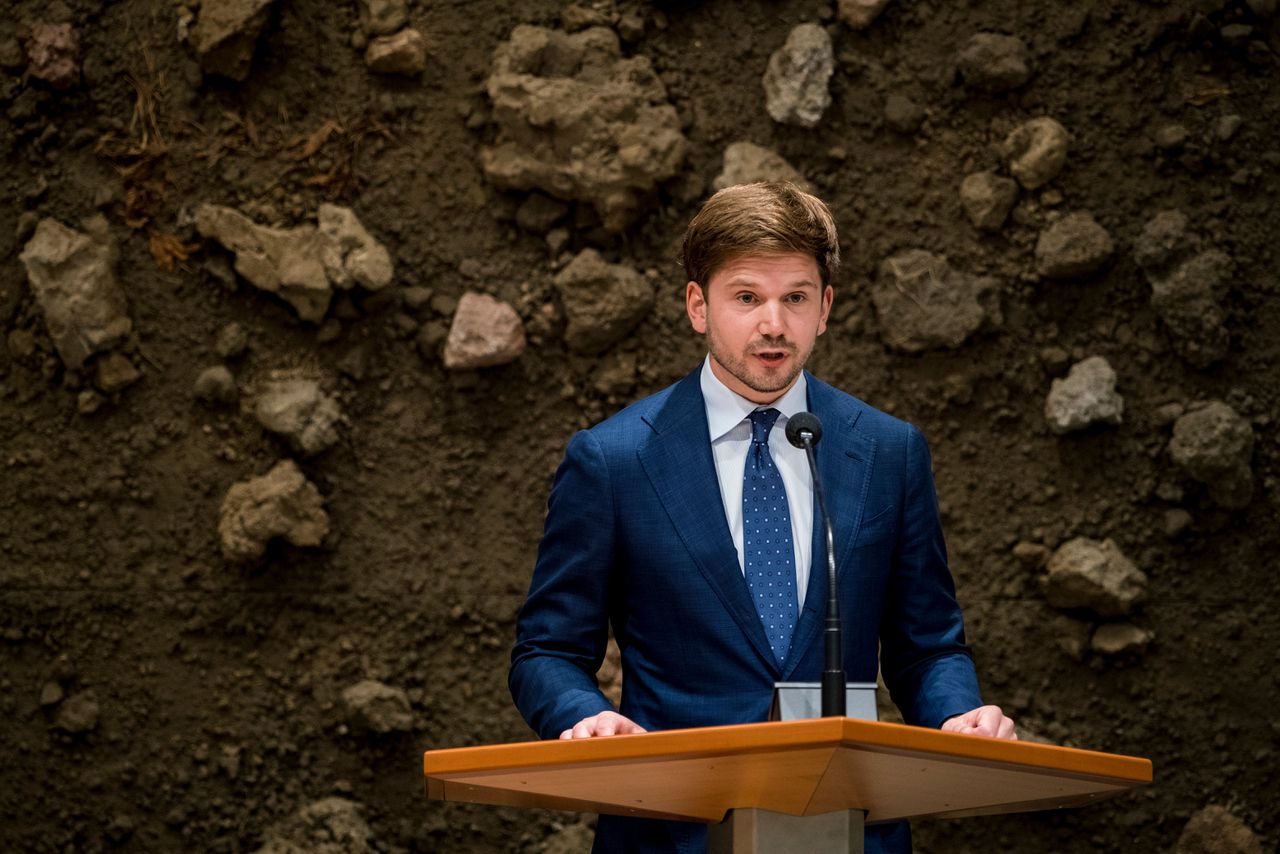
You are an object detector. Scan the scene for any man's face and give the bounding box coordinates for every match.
[686,252,834,405]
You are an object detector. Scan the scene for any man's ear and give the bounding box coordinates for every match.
[686,281,707,333]
[816,284,834,336]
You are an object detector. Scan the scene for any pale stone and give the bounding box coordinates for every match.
[358,0,408,36]
[24,22,80,89]
[94,351,140,393]
[317,204,393,290]
[713,142,812,192]
[195,204,331,322]
[553,250,654,354]
[253,798,371,854]
[364,28,426,75]
[218,460,330,562]
[870,249,1001,352]
[1174,805,1264,854]
[1044,356,1123,434]
[1169,402,1253,509]
[342,680,412,734]
[19,217,131,370]
[957,32,1031,93]
[959,171,1018,231]
[253,378,342,456]
[189,0,275,81]
[442,292,527,369]
[481,26,686,232]
[1090,622,1153,656]
[763,23,834,128]
[1035,212,1114,279]
[1044,537,1147,618]
[1003,117,1069,190]
[836,0,892,30]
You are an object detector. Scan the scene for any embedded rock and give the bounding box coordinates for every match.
[1149,250,1232,369]
[1169,402,1253,509]
[481,25,687,232]
[342,680,413,735]
[957,32,1031,92]
[540,822,596,854]
[837,0,892,30]
[53,690,100,734]
[1002,117,1069,190]
[553,249,654,354]
[1044,537,1147,618]
[19,217,132,370]
[1044,356,1123,434]
[870,250,1001,352]
[195,204,392,323]
[316,204,394,291]
[216,322,250,359]
[515,194,570,234]
[883,93,925,134]
[597,638,623,707]
[218,460,330,562]
[189,0,276,81]
[712,142,812,192]
[1091,622,1153,656]
[442,292,527,369]
[959,171,1018,232]
[1133,210,1195,274]
[195,205,330,321]
[1035,213,1114,279]
[94,352,140,393]
[194,366,238,404]
[357,0,408,37]
[1174,805,1263,854]
[763,23,834,128]
[24,22,80,90]
[365,28,427,75]
[254,797,372,854]
[254,378,342,456]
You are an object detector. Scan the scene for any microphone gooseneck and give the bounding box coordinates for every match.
[787,411,845,718]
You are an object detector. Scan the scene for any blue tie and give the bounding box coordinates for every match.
[743,408,798,666]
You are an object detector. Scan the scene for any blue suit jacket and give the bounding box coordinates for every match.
[510,369,982,853]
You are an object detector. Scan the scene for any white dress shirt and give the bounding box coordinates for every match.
[700,356,813,609]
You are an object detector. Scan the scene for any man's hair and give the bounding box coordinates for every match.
[681,182,841,287]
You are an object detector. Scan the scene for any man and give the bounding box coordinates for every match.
[510,182,1015,853]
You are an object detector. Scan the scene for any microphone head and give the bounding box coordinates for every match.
[785,412,823,448]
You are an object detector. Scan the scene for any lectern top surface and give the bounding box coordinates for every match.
[424,717,1152,824]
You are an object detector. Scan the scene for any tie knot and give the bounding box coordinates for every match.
[749,408,782,445]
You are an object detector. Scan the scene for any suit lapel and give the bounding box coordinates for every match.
[782,374,877,679]
[637,370,779,674]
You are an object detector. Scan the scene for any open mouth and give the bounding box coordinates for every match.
[754,350,790,366]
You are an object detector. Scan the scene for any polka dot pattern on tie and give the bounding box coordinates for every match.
[742,408,797,665]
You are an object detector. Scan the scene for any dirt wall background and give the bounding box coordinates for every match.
[2,0,1278,851]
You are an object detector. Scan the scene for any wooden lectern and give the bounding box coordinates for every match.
[424,717,1152,853]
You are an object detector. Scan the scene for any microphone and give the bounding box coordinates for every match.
[786,412,845,718]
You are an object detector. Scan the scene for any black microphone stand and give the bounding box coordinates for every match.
[788,413,845,718]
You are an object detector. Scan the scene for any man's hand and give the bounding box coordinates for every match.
[940,705,1017,740]
[559,711,647,740]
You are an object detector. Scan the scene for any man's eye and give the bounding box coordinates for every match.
[786,293,806,303]
[736,293,756,304]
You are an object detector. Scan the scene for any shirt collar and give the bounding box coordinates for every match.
[700,354,809,443]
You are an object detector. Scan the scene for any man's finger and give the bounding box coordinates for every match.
[596,716,617,736]
[559,728,573,740]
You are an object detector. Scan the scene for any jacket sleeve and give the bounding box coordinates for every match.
[879,423,984,729]
[509,429,617,739]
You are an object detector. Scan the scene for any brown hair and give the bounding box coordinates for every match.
[681,182,841,287]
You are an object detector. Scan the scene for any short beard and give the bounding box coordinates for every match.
[707,329,807,397]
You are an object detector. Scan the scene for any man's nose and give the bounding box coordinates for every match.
[757,301,784,335]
